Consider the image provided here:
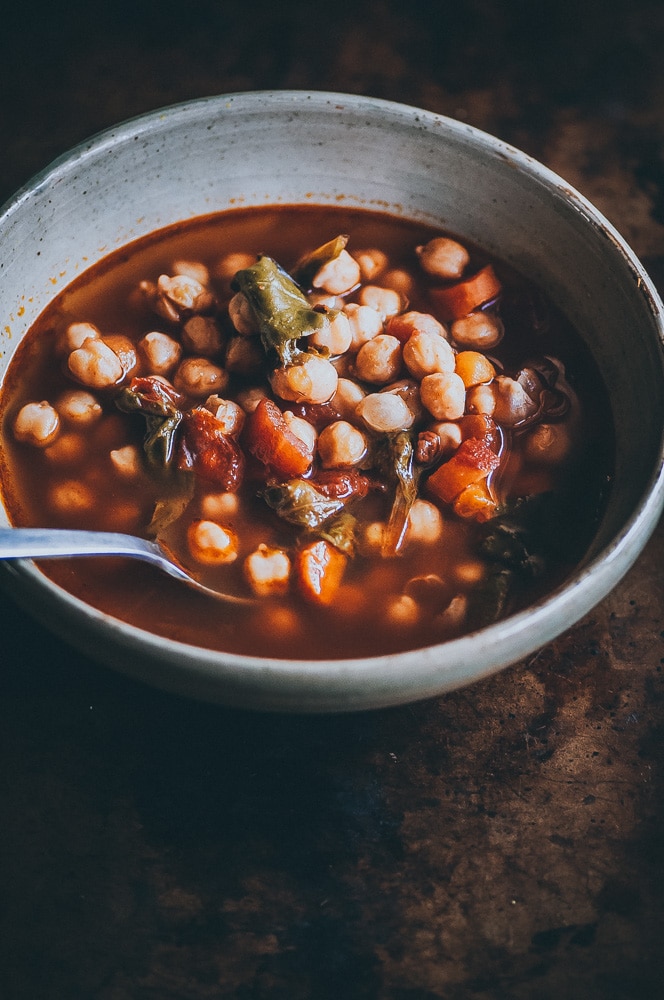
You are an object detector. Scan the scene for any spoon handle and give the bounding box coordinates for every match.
[0,526,159,561]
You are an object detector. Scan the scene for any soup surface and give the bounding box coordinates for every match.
[0,206,614,659]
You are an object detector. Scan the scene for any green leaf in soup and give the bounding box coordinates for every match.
[233,256,328,367]
[146,472,195,537]
[142,411,183,469]
[262,479,345,530]
[115,376,183,471]
[319,512,357,557]
[375,431,422,557]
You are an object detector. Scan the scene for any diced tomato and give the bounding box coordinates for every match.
[458,413,501,452]
[243,397,314,478]
[127,375,185,411]
[295,538,347,605]
[429,265,502,322]
[178,407,245,490]
[426,437,500,505]
[311,469,370,501]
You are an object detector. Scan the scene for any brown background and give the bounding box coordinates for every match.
[1,2,663,997]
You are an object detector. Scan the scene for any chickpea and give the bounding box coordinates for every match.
[354,334,403,384]
[309,310,352,356]
[110,444,142,478]
[492,375,538,426]
[13,400,60,447]
[182,315,223,356]
[356,391,414,433]
[224,335,264,376]
[261,604,300,639]
[156,273,214,321]
[44,432,86,466]
[386,310,447,343]
[171,259,210,285]
[317,420,368,468]
[343,303,384,351]
[362,520,388,554]
[200,491,240,520]
[235,385,269,414]
[382,268,415,298]
[436,594,468,628]
[49,479,95,515]
[524,422,573,464]
[57,321,101,356]
[270,354,338,405]
[386,594,420,627]
[309,292,345,310]
[187,519,239,565]
[137,331,182,376]
[102,335,138,380]
[204,395,246,437]
[228,291,257,335]
[402,330,456,379]
[429,420,463,453]
[416,237,470,279]
[382,378,424,423]
[455,561,485,584]
[420,371,466,421]
[243,544,291,596]
[332,377,366,420]
[357,285,402,320]
[68,337,124,389]
[283,411,317,452]
[465,383,496,416]
[451,310,503,349]
[313,249,361,295]
[213,251,257,289]
[354,248,388,281]
[407,499,444,544]
[101,500,142,533]
[174,357,229,398]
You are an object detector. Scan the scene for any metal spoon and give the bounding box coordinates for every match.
[0,527,254,604]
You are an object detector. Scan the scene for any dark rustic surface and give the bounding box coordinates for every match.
[2,2,664,998]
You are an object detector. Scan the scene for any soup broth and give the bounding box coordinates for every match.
[0,206,614,659]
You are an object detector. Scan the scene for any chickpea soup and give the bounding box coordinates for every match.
[0,206,614,659]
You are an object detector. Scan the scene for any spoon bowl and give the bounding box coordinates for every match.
[0,527,254,604]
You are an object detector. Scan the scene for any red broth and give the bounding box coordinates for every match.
[0,206,614,659]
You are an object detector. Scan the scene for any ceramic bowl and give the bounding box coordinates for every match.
[1,91,663,712]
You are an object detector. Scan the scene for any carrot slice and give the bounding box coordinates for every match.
[426,437,500,505]
[429,265,502,322]
[453,482,498,521]
[295,539,347,605]
[244,397,313,478]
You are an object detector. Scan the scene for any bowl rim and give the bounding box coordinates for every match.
[2,89,664,709]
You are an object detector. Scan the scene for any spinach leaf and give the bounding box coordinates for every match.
[263,479,345,530]
[234,256,327,367]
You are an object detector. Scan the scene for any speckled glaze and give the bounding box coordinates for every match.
[1,91,663,712]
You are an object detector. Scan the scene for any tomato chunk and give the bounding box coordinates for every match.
[179,407,245,490]
[244,397,314,478]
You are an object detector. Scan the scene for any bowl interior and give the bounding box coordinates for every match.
[1,91,663,710]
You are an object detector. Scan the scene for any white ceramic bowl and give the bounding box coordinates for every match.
[2,91,664,712]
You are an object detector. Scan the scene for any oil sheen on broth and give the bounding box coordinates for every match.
[0,206,614,659]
